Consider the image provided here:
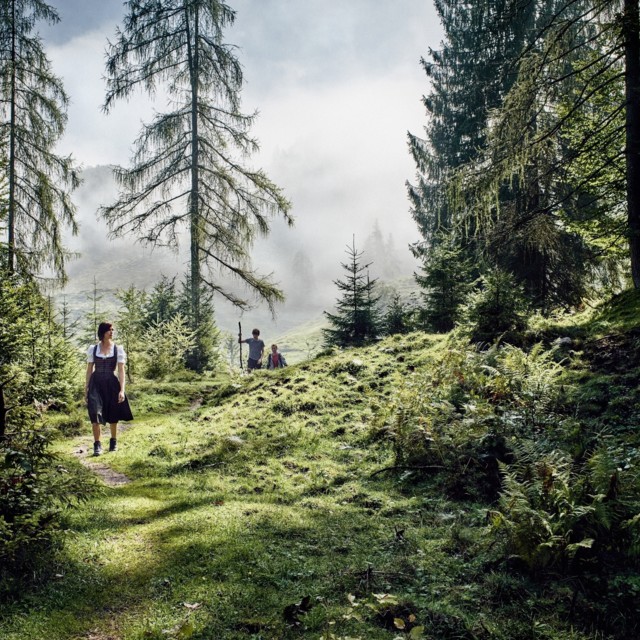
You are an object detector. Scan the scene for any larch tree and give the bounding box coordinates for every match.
[0,0,80,280]
[102,0,292,370]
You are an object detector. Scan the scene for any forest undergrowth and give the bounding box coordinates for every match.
[1,295,640,640]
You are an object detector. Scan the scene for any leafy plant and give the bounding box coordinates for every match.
[342,592,425,638]
[489,442,640,574]
[378,339,567,499]
[142,314,196,379]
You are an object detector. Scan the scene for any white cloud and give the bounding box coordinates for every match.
[48,30,160,167]
[247,64,427,266]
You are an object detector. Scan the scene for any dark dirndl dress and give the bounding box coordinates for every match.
[87,344,134,425]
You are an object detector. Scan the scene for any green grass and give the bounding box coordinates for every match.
[2,295,640,639]
[590,289,640,334]
[271,315,328,364]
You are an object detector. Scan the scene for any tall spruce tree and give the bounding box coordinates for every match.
[408,0,536,324]
[408,0,535,245]
[410,0,637,314]
[102,0,292,370]
[0,0,79,280]
[323,238,381,348]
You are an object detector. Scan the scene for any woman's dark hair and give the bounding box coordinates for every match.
[97,322,113,341]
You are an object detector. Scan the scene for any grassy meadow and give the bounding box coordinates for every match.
[1,298,640,639]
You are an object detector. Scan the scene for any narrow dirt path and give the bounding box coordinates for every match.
[72,446,131,487]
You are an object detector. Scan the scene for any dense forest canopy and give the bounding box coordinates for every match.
[409,0,640,330]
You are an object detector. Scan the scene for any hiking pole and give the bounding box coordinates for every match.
[238,321,244,372]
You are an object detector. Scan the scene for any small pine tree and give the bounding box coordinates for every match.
[462,268,529,343]
[323,238,381,347]
[80,276,107,345]
[416,237,472,332]
[58,295,80,342]
[382,292,412,336]
[144,275,178,327]
[115,285,148,382]
[178,275,219,372]
[221,331,240,371]
[142,314,196,379]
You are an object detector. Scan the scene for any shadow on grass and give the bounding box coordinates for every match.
[0,478,416,640]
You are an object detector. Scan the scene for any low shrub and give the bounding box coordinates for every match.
[376,340,566,499]
[0,419,94,600]
[489,442,640,574]
[331,358,367,376]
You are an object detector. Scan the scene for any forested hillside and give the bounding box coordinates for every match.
[408,0,640,330]
[2,294,640,639]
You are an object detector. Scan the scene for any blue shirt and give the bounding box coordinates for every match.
[243,338,265,360]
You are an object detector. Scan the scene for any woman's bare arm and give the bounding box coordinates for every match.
[117,362,126,401]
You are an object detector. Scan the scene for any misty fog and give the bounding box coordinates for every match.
[40,0,438,343]
[61,165,420,341]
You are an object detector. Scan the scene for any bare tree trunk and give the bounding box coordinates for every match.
[0,383,6,439]
[7,0,17,274]
[625,0,640,288]
[186,4,201,370]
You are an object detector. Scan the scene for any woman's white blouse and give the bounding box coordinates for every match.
[86,343,127,364]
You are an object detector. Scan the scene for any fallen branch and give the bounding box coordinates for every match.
[370,464,446,478]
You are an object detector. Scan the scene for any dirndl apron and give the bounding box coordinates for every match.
[87,344,134,425]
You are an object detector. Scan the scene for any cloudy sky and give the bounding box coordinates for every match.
[39,0,442,331]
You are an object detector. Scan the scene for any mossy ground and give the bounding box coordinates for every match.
[1,295,639,639]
